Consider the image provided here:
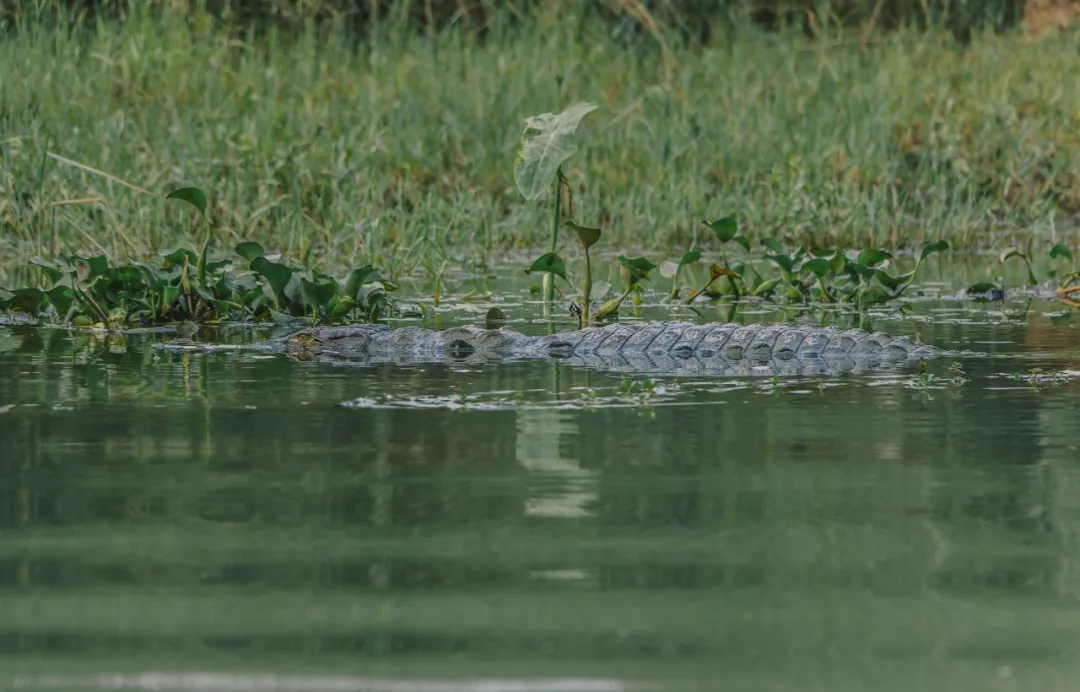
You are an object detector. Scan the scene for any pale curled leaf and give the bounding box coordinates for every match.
[513,102,598,201]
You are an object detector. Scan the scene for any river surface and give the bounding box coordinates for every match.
[2,293,1080,691]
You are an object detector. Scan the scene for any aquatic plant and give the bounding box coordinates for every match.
[514,102,598,303]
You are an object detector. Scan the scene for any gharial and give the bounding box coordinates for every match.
[154,321,957,377]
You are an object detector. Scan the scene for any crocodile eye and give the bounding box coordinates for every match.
[289,330,316,346]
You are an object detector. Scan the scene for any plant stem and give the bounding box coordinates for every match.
[581,246,592,327]
[197,217,212,287]
[543,171,562,302]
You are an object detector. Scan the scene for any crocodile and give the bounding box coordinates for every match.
[155,321,951,377]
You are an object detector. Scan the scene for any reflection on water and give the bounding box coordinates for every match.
[1,300,1080,691]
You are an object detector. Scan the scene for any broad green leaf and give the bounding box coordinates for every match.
[874,270,910,290]
[5,288,45,313]
[513,102,598,201]
[29,258,63,285]
[72,255,110,282]
[761,237,784,254]
[567,220,602,249]
[162,285,181,308]
[849,262,877,281]
[329,296,357,320]
[45,286,75,315]
[1050,244,1073,261]
[732,235,750,252]
[919,240,949,262]
[301,277,339,311]
[857,249,891,267]
[802,258,833,278]
[212,300,234,319]
[829,251,847,276]
[167,187,208,218]
[524,253,567,281]
[251,257,295,307]
[163,248,198,268]
[235,242,265,262]
[617,255,657,274]
[703,215,737,243]
[345,265,381,299]
[764,254,793,272]
[680,250,702,267]
[204,258,232,276]
[131,262,165,291]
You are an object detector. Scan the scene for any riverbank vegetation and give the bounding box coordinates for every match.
[2,1,1080,288]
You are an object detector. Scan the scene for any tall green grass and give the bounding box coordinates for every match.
[2,1,1079,278]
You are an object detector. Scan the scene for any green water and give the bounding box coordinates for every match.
[2,296,1080,691]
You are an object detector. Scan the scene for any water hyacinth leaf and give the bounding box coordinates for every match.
[72,255,109,282]
[764,254,793,272]
[874,270,910,291]
[162,285,181,308]
[566,220,602,249]
[618,256,657,275]
[251,257,295,307]
[732,235,750,252]
[5,288,45,313]
[326,296,355,320]
[761,237,784,254]
[524,253,567,281]
[919,240,949,263]
[1050,244,1073,261]
[857,249,892,267]
[829,252,847,276]
[703,215,737,243]
[802,258,833,278]
[849,263,877,281]
[131,262,165,291]
[345,265,381,299]
[514,102,598,201]
[235,242,265,262]
[212,300,234,319]
[45,286,75,315]
[301,277,339,312]
[29,258,63,285]
[166,187,208,218]
[204,258,232,276]
[163,248,198,268]
[680,250,702,267]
